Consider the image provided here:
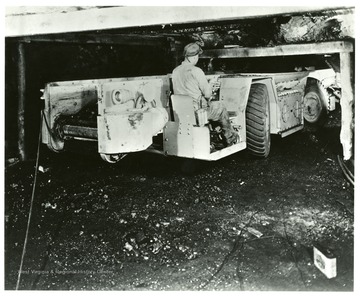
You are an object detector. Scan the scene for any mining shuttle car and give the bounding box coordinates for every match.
[41,69,338,163]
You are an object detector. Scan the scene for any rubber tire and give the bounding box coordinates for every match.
[303,81,327,126]
[245,83,271,158]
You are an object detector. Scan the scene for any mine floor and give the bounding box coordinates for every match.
[5,122,354,291]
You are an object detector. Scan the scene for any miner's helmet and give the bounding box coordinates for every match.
[183,42,203,57]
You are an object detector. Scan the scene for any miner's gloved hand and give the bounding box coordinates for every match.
[210,81,220,102]
[212,81,221,90]
[210,78,221,93]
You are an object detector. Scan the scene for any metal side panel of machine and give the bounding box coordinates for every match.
[98,76,171,115]
[275,73,307,137]
[97,111,153,154]
[218,76,252,145]
[163,122,246,161]
[253,73,307,137]
[97,76,170,155]
[163,122,196,158]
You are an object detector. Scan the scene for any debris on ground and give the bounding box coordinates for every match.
[4,128,354,291]
[38,165,51,173]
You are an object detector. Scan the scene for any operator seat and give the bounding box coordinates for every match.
[170,95,197,125]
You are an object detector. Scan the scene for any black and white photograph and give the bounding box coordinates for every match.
[3,2,357,292]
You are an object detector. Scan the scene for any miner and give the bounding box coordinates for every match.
[172,42,239,146]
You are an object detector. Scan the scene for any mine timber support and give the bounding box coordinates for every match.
[339,52,354,161]
[17,42,26,161]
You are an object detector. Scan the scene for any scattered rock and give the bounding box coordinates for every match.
[152,242,163,254]
[38,165,51,173]
[124,242,133,252]
[42,202,57,209]
[214,186,221,192]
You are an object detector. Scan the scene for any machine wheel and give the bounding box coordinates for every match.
[245,83,271,158]
[303,81,327,125]
[100,153,127,163]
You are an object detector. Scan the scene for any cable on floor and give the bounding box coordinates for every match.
[15,111,43,290]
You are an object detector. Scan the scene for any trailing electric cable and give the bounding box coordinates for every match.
[41,109,56,141]
[41,110,52,137]
[337,155,354,186]
[15,111,43,290]
[41,109,63,153]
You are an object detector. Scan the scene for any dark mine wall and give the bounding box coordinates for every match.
[5,41,174,159]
